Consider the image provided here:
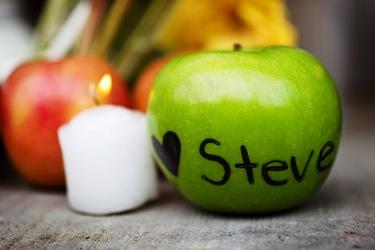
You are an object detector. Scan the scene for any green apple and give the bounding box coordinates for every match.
[148,46,342,213]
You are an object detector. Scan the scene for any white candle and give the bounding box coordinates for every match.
[58,105,158,215]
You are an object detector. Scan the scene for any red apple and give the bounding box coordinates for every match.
[2,56,131,187]
[133,56,171,112]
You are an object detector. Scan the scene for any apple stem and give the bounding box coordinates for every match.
[233,43,242,51]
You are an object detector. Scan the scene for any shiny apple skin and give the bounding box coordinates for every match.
[148,47,342,213]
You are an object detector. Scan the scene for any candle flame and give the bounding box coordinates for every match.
[89,74,113,105]
[97,74,112,98]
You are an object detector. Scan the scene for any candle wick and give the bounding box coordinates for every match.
[89,83,101,106]
[92,96,101,106]
[233,43,242,51]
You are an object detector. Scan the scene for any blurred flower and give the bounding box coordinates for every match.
[155,0,297,51]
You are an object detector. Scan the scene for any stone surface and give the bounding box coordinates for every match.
[0,106,374,249]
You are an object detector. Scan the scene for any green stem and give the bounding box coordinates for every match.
[35,0,78,51]
[113,0,174,79]
[90,0,132,56]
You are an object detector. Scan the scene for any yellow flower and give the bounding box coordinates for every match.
[155,0,297,51]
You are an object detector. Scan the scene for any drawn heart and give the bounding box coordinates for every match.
[152,131,181,177]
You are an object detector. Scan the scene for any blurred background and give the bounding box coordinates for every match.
[0,0,373,182]
[1,0,374,101]
[288,0,375,134]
